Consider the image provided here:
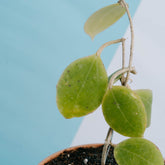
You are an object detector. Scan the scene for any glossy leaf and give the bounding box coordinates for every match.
[56,54,108,118]
[84,3,126,39]
[102,86,147,137]
[114,138,164,165]
[134,89,152,127]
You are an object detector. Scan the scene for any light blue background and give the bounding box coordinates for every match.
[0,0,141,164]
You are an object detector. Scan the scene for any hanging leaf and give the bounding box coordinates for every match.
[134,89,152,127]
[102,86,147,137]
[114,138,164,165]
[84,3,126,39]
[56,54,108,118]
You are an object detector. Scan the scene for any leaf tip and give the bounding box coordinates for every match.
[90,35,95,40]
[84,27,95,40]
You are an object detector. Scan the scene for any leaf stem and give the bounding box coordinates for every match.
[121,38,126,85]
[96,38,125,56]
[119,0,134,86]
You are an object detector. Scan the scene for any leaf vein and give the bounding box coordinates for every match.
[111,89,136,131]
[119,147,154,165]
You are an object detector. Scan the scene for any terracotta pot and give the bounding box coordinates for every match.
[39,143,165,165]
[39,143,103,165]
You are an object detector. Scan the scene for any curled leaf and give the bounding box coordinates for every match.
[114,138,164,165]
[134,89,153,127]
[108,69,123,84]
[56,54,108,118]
[102,86,147,137]
[84,3,126,39]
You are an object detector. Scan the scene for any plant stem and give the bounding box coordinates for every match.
[101,128,114,165]
[121,39,126,85]
[119,0,134,86]
[122,39,125,70]
[101,67,136,165]
[96,38,125,56]
[101,2,135,164]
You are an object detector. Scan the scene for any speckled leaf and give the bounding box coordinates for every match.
[134,89,152,127]
[102,86,147,137]
[114,138,164,165]
[84,3,126,39]
[56,54,108,118]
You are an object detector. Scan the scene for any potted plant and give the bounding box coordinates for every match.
[39,0,164,164]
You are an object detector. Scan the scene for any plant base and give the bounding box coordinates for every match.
[39,144,117,165]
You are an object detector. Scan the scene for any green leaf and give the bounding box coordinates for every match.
[84,3,126,39]
[102,86,147,137]
[114,138,164,165]
[134,89,152,127]
[56,54,108,118]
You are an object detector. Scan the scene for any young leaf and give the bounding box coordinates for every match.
[56,54,108,118]
[108,69,123,84]
[84,3,126,39]
[134,89,152,127]
[108,67,136,84]
[102,86,147,137]
[114,138,164,165]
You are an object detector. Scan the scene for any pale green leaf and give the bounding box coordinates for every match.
[114,138,164,165]
[84,3,126,39]
[102,86,147,137]
[56,54,108,118]
[134,89,152,127]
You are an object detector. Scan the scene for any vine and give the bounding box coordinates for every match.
[56,0,164,164]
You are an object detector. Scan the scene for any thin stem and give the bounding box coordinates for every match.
[101,128,114,165]
[119,0,134,86]
[108,67,136,89]
[101,2,135,165]
[122,39,125,69]
[101,67,136,165]
[121,39,126,85]
[96,38,125,56]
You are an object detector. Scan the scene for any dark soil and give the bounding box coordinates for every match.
[45,144,118,165]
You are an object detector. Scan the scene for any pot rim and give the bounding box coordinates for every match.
[38,143,103,165]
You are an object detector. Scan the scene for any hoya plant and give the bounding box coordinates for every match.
[56,0,164,164]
